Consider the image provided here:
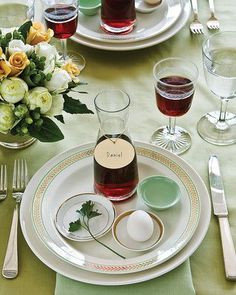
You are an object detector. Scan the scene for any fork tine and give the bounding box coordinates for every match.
[24,159,28,186]
[13,160,17,190]
[4,165,7,191]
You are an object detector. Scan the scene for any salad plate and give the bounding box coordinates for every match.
[77,0,182,43]
[20,141,211,284]
[24,141,201,274]
[71,0,190,50]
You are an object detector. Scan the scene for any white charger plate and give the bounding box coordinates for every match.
[71,0,190,51]
[20,142,211,285]
[77,0,182,43]
[25,142,201,274]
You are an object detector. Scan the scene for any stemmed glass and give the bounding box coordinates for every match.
[150,58,199,155]
[41,0,85,70]
[197,32,236,145]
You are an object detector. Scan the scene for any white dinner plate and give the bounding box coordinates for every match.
[26,142,200,274]
[20,142,211,285]
[71,0,190,51]
[77,0,182,43]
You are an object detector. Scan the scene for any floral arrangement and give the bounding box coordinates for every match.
[0,21,93,142]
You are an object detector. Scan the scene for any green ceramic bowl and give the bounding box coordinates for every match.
[79,0,101,16]
[137,175,181,210]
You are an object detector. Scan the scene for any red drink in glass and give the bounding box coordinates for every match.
[94,134,139,201]
[101,0,136,34]
[44,5,78,39]
[155,76,194,117]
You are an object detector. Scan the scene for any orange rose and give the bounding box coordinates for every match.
[62,61,80,80]
[8,52,30,77]
[0,58,11,80]
[26,22,54,45]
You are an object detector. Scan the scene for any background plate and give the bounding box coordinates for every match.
[77,0,182,43]
[71,0,190,51]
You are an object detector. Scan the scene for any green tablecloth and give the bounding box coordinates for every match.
[1,0,236,294]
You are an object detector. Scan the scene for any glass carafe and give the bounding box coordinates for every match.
[93,90,139,201]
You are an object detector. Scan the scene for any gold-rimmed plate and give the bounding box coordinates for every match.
[22,141,203,274]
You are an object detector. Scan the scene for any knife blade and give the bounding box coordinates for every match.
[209,155,236,280]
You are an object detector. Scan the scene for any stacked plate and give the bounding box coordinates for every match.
[71,0,191,51]
[20,141,211,285]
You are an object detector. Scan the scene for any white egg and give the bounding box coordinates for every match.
[127,210,154,242]
[144,0,162,5]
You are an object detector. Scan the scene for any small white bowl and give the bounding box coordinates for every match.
[112,210,164,252]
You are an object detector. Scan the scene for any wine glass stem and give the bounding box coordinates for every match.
[60,38,67,60]
[219,98,229,122]
[168,117,176,135]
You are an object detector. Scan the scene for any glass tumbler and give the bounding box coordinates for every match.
[0,0,34,33]
[101,0,136,34]
[93,90,139,202]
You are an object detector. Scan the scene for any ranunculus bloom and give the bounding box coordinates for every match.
[26,22,54,45]
[8,52,30,77]
[0,77,28,103]
[45,68,72,93]
[46,94,64,116]
[8,40,33,55]
[0,103,15,133]
[25,87,52,114]
[35,42,57,74]
[0,58,11,80]
[62,61,80,81]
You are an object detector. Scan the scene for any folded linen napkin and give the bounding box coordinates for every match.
[55,260,195,295]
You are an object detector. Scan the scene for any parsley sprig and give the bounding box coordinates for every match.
[69,201,125,259]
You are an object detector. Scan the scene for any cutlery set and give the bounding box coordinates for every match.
[190,0,219,34]
[1,159,28,279]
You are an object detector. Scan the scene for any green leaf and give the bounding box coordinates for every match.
[63,94,93,114]
[54,115,65,124]
[68,219,81,232]
[28,117,64,142]
[18,21,32,41]
[76,200,102,219]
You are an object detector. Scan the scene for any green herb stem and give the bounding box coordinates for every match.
[85,224,126,260]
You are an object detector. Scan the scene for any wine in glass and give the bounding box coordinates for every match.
[41,0,85,70]
[151,58,198,155]
[197,31,236,145]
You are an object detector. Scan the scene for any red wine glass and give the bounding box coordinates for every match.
[151,58,198,155]
[41,0,85,70]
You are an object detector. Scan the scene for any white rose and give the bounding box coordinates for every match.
[46,94,64,116]
[0,78,28,103]
[45,68,72,93]
[25,87,52,114]
[0,103,15,133]
[8,40,33,55]
[35,42,58,74]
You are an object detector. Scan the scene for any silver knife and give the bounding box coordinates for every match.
[209,155,236,280]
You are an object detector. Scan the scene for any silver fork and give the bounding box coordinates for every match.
[2,159,28,279]
[0,164,7,201]
[207,0,220,30]
[190,0,204,34]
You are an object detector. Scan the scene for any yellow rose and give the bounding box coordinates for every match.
[62,61,80,80]
[8,52,30,77]
[26,22,54,45]
[0,58,11,80]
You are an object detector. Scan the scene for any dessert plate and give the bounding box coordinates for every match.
[71,0,190,50]
[77,0,182,43]
[26,141,201,274]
